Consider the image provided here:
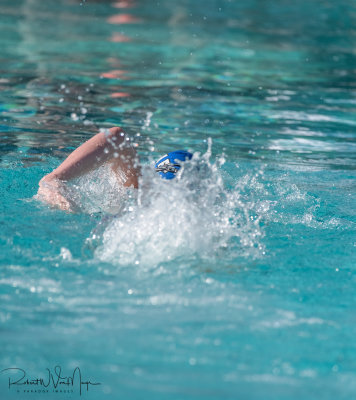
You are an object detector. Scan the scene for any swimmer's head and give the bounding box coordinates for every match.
[155,150,193,180]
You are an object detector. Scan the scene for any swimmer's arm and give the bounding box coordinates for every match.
[37,127,139,211]
[40,127,139,188]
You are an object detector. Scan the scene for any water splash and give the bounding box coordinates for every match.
[95,141,266,266]
[36,139,344,267]
[59,163,129,215]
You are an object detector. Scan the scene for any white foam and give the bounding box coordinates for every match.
[95,144,266,266]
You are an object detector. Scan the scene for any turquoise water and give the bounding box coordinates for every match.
[1,0,356,399]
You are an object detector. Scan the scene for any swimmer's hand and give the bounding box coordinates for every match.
[36,176,75,212]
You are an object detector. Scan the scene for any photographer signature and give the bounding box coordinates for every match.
[1,366,101,395]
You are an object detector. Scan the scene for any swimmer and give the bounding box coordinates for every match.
[37,127,192,211]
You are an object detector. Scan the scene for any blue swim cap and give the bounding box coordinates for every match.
[155,150,193,180]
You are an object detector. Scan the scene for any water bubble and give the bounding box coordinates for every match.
[60,247,73,261]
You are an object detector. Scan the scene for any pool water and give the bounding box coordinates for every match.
[1,0,356,399]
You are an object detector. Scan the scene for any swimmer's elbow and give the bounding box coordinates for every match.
[105,126,126,146]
